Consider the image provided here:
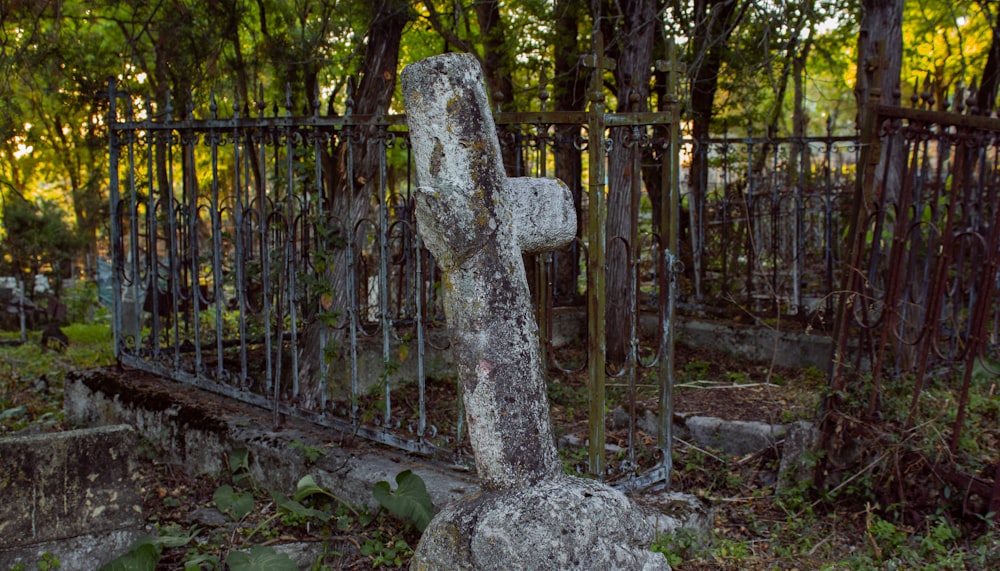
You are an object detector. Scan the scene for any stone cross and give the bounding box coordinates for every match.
[401,53,574,490]
[401,53,671,571]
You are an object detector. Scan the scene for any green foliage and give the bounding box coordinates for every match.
[97,446,418,569]
[62,281,101,324]
[650,529,700,567]
[226,448,253,487]
[98,527,200,571]
[0,319,112,433]
[225,546,298,571]
[214,485,255,521]
[289,439,325,463]
[0,195,83,283]
[681,360,711,380]
[37,553,61,570]
[359,533,413,568]
[372,470,434,532]
[560,445,590,476]
[837,511,985,570]
[270,476,337,524]
[211,447,257,522]
[294,474,338,504]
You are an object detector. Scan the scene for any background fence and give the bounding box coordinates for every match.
[679,124,859,322]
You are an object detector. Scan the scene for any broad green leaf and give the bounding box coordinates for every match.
[372,470,434,532]
[0,406,27,421]
[142,527,200,549]
[214,485,255,521]
[293,474,336,503]
[269,488,332,522]
[229,448,250,474]
[96,542,160,571]
[183,554,220,571]
[225,545,298,571]
[95,526,201,571]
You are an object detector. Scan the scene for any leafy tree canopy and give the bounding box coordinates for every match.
[2,0,997,257]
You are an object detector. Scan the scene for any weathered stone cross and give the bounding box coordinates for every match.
[401,53,670,571]
[401,53,574,490]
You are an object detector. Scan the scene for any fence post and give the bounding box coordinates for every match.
[657,39,682,488]
[107,78,123,363]
[583,32,614,477]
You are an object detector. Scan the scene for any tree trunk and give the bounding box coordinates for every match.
[977,4,1000,114]
[603,0,656,363]
[686,0,742,302]
[854,0,903,127]
[552,0,587,305]
[294,0,411,411]
[855,0,903,206]
[475,0,518,175]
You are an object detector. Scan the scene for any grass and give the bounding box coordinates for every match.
[654,437,1000,570]
[0,318,114,433]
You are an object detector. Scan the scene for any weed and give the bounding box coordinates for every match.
[725,371,747,384]
[682,360,711,380]
[101,447,417,569]
[359,532,413,568]
[289,439,325,463]
[372,470,434,532]
[559,445,589,475]
[650,529,700,566]
[37,553,61,570]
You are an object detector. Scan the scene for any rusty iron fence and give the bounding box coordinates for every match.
[106,57,683,488]
[822,86,1000,517]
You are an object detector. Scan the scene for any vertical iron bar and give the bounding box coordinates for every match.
[378,129,392,427]
[146,97,161,357]
[107,78,123,360]
[184,111,204,376]
[823,118,835,320]
[314,104,329,411]
[794,137,804,311]
[251,88,275,425]
[165,92,181,369]
[415,232,427,437]
[720,128,730,296]
[659,41,680,488]
[210,94,225,381]
[233,99,250,388]
[585,32,610,477]
[746,126,756,305]
[126,95,143,350]
[345,90,360,425]
[285,93,300,402]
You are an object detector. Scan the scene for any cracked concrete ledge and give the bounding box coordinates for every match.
[60,367,713,565]
[63,368,480,513]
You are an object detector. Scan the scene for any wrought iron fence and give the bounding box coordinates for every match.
[678,122,860,322]
[106,69,683,488]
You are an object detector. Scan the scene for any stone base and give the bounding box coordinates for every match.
[412,475,671,571]
[0,529,144,570]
